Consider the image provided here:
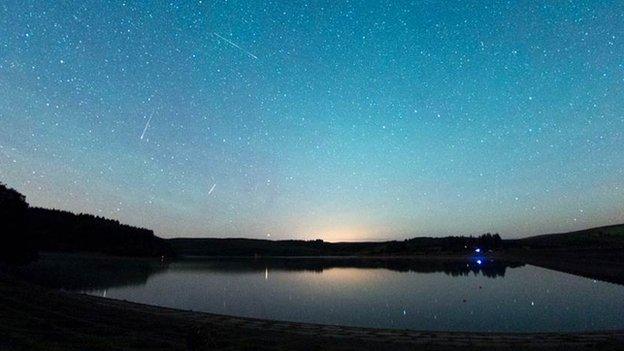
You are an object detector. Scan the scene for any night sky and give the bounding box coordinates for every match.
[1,1,623,240]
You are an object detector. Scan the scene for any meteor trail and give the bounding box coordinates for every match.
[140,112,154,140]
[213,32,258,60]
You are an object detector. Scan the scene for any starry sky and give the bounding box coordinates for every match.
[1,1,623,241]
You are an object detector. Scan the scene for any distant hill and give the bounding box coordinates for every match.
[4,180,623,263]
[169,234,503,257]
[505,223,624,285]
[0,182,173,263]
[511,223,624,249]
[169,225,624,258]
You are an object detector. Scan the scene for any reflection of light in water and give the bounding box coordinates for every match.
[474,255,485,266]
[265,268,269,280]
[312,268,387,285]
[80,289,108,297]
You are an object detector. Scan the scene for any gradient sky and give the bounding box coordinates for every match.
[1,1,623,240]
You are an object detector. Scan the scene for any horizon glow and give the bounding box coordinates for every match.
[1,1,623,240]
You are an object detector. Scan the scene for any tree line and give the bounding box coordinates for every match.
[2,180,505,264]
[0,182,173,264]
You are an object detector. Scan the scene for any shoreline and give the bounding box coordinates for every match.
[1,273,624,350]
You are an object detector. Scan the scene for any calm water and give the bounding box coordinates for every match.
[15,254,624,332]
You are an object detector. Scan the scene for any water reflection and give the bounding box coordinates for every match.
[11,254,523,291]
[9,254,624,332]
[8,253,168,290]
[173,257,524,279]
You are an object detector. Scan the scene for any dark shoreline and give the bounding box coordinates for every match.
[2,252,624,350]
[1,273,624,351]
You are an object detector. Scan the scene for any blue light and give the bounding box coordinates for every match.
[476,259,482,265]
[475,248,481,253]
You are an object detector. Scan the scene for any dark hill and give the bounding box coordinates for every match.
[168,234,503,257]
[0,182,173,263]
[27,207,173,258]
[4,180,624,265]
[169,224,624,258]
[0,183,36,263]
[511,223,624,249]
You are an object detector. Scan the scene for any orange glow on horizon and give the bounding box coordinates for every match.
[303,226,382,243]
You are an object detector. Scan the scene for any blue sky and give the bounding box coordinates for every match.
[1,1,623,240]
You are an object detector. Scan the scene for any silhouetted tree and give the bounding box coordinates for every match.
[477,233,503,249]
[28,207,174,258]
[1,180,174,261]
[0,183,38,263]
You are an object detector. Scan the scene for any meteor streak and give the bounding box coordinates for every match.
[140,112,154,140]
[213,32,258,60]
